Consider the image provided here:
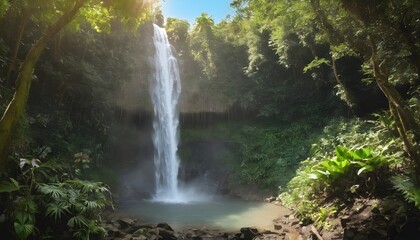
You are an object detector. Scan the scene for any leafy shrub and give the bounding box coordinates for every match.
[309,146,394,196]
[0,151,113,240]
[280,114,404,228]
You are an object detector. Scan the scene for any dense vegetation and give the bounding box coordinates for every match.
[0,0,419,239]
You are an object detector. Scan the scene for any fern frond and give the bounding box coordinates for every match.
[392,176,420,208]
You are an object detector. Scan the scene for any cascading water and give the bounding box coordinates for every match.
[149,24,182,203]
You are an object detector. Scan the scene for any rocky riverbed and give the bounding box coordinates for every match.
[103,198,303,240]
[102,216,301,240]
[104,196,420,240]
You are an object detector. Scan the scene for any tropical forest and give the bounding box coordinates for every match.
[0,0,420,239]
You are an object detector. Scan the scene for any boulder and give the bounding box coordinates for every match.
[118,218,136,229]
[157,227,177,240]
[157,222,174,231]
[240,227,259,240]
[132,228,151,238]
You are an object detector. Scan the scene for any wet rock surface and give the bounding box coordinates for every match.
[105,197,420,240]
[103,217,299,240]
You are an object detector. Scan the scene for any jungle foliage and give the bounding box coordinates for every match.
[0,0,154,239]
[0,0,419,238]
[173,0,420,231]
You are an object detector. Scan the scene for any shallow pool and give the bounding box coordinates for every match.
[117,197,287,231]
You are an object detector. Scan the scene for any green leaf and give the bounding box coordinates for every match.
[335,146,350,159]
[0,178,21,193]
[85,200,104,210]
[14,222,34,240]
[37,146,52,159]
[303,57,331,73]
[14,212,36,240]
[68,215,89,228]
[37,183,66,199]
[46,202,70,221]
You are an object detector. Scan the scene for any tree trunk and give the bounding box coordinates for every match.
[0,0,87,172]
[331,57,356,109]
[371,50,420,182]
[5,14,29,86]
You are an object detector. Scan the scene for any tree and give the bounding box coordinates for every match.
[233,0,420,181]
[337,0,420,181]
[190,13,218,79]
[0,0,153,172]
[165,17,190,56]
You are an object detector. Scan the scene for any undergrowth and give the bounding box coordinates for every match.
[0,149,113,240]
[278,111,417,230]
[181,115,328,191]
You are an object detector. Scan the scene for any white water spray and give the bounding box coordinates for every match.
[149,24,183,203]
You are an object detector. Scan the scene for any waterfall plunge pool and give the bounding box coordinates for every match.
[117,197,288,231]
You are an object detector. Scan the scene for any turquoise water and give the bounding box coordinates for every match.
[117,197,286,231]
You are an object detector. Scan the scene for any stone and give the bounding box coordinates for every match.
[260,230,277,235]
[157,228,177,240]
[132,228,149,237]
[121,234,132,240]
[118,218,135,229]
[137,224,156,229]
[290,221,300,226]
[300,226,312,239]
[240,227,259,240]
[322,231,343,240]
[157,222,174,231]
[263,233,284,240]
[113,221,122,229]
[340,216,351,228]
[274,223,283,230]
[343,228,356,239]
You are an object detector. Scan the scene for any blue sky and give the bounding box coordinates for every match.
[160,0,234,25]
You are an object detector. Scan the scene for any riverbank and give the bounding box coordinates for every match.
[103,195,300,240]
[103,195,420,240]
[102,212,301,240]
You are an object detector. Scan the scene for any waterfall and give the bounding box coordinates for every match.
[149,24,182,203]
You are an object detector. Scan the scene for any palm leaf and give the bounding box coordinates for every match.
[68,215,89,228]
[46,202,70,221]
[37,183,66,199]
